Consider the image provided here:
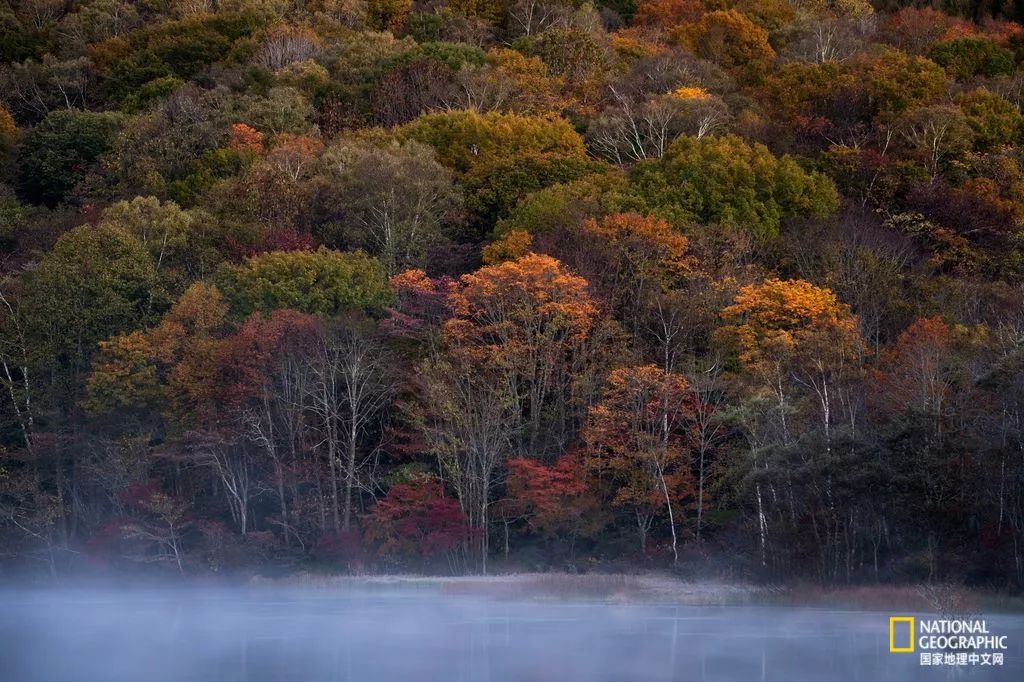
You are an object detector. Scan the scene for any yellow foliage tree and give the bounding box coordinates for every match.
[716,278,864,444]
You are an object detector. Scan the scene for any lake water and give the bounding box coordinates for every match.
[0,586,1021,681]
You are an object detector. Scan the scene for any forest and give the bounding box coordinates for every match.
[0,0,1023,588]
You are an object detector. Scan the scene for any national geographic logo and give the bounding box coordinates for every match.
[889,616,1007,667]
[889,616,914,653]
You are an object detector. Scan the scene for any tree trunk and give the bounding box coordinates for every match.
[660,469,678,565]
[343,421,357,531]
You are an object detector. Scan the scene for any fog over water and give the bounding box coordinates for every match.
[1,586,1021,681]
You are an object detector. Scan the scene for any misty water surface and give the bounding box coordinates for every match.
[0,586,1021,681]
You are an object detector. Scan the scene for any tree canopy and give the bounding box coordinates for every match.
[3,0,1024,585]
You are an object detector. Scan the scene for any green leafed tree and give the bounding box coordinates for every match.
[18,109,122,206]
[630,135,838,239]
[214,247,393,318]
[18,222,164,404]
[928,37,1015,80]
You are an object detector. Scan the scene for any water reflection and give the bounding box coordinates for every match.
[0,587,1020,681]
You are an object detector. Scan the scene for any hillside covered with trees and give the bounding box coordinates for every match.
[1,0,1024,587]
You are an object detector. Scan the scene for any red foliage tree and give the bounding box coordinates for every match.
[383,268,456,339]
[504,454,602,557]
[872,316,954,432]
[506,456,586,531]
[365,476,471,562]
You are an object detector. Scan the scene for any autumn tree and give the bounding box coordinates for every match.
[504,454,599,557]
[83,282,227,418]
[634,0,703,31]
[443,253,599,456]
[860,48,949,118]
[450,48,565,115]
[395,109,586,173]
[87,287,316,540]
[515,22,610,107]
[881,7,973,54]
[717,278,865,445]
[227,309,322,544]
[207,149,317,234]
[365,475,470,568]
[687,10,775,75]
[583,365,695,562]
[872,316,956,438]
[574,212,692,335]
[383,268,455,339]
[84,284,240,534]
[417,254,599,572]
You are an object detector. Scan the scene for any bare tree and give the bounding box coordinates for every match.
[508,0,574,37]
[898,105,972,180]
[0,289,36,458]
[0,467,67,580]
[122,492,190,574]
[189,431,257,537]
[588,88,730,164]
[305,324,392,532]
[683,359,727,541]
[0,55,95,121]
[784,15,875,64]
[421,357,514,575]
[317,141,460,274]
[253,25,322,71]
[243,352,309,546]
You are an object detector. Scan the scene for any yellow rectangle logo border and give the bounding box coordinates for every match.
[889,616,915,653]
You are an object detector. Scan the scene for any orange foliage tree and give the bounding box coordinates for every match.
[635,0,704,31]
[443,253,599,456]
[578,213,692,331]
[583,364,695,563]
[687,10,775,74]
[717,279,864,445]
[421,254,599,573]
[229,123,263,153]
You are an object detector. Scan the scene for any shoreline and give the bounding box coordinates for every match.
[248,572,1024,613]
[4,571,1021,614]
